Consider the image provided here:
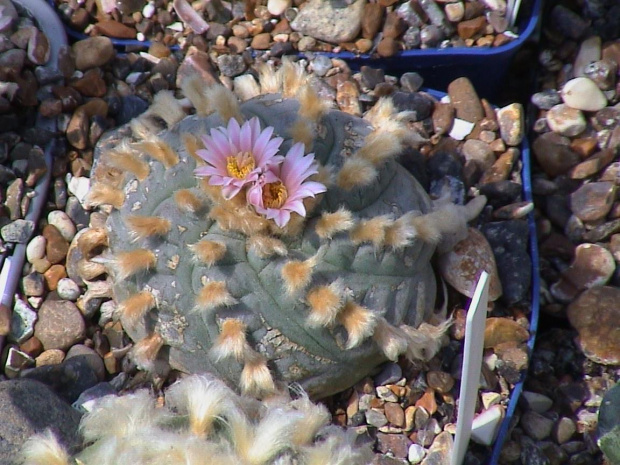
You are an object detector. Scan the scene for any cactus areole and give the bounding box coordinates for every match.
[89,74,454,399]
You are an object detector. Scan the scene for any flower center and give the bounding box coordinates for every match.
[226,152,255,179]
[262,181,288,208]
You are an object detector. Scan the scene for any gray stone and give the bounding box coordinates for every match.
[366,408,388,428]
[33,299,86,351]
[0,379,81,464]
[374,362,403,386]
[21,272,45,297]
[521,411,555,440]
[291,0,365,44]
[216,54,246,77]
[9,299,37,344]
[1,219,34,243]
[311,55,333,78]
[56,278,81,301]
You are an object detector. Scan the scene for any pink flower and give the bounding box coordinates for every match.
[194,117,284,200]
[247,142,326,228]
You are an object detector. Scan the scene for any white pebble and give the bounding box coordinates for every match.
[408,444,426,464]
[26,235,46,263]
[561,77,608,112]
[67,176,90,206]
[142,2,155,18]
[471,404,504,446]
[267,0,291,16]
[48,210,77,242]
[137,32,146,42]
[449,118,475,140]
[56,278,81,301]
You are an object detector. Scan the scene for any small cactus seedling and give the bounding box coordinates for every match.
[20,374,373,465]
[84,61,484,399]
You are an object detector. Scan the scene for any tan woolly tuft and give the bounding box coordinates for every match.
[256,61,282,94]
[305,280,348,328]
[297,83,329,122]
[280,246,325,295]
[364,97,397,130]
[130,115,160,140]
[314,164,334,188]
[288,392,330,445]
[210,318,249,362]
[209,205,270,236]
[315,208,355,239]
[281,260,313,296]
[281,59,307,98]
[336,156,378,190]
[113,249,156,280]
[180,74,211,116]
[134,136,179,169]
[189,240,227,267]
[357,131,403,166]
[205,85,244,123]
[85,183,125,209]
[131,332,164,371]
[247,234,287,258]
[77,228,108,257]
[77,259,107,280]
[373,318,409,361]
[410,214,442,245]
[20,430,71,465]
[194,281,237,312]
[182,133,206,164]
[117,291,156,326]
[174,189,204,214]
[384,212,419,249]
[349,215,393,248]
[240,350,275,397]
[125,215,171,241]
[289,118,314,149]
[148,90,186,128]
[105,141,150,181]
[401,319,452,361]
[337,301,378,349]
[165,374,238,438]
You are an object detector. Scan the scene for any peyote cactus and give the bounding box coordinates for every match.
[83,61,484,399]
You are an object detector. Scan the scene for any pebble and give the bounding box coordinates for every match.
[377,385,399,403]
[484,317,529,349]
[57,278,81,301]
[545,104,586,137]
[290,0,365,44]
[522,391,554,414]
[561,77,608,111]
[447,77,484,123]
[437,227,503,301]
[471,404,504,445]
[47,210,76,242]
[311,55,332,78]
[71,37,115,70]
[408,444,426,464]
[33,298,86,351]
[366,408,389,428]
[521,411,555,440]
[9,299,37,344]
[554,417,577,444]
[497,103,524,146]
[375,362,403,386]
[570,182,615,222]
[42,223,69,265]
[567,286,620,365]
[1,219,34,243]
[36,348,66,366]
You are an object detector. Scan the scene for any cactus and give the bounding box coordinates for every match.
[83,62,483,399]
[598,382,620,463]
[20,374,373,465]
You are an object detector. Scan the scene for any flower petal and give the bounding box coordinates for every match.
[284,199,306,217]
[239,120,253,153]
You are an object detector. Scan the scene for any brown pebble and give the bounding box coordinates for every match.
[43,224,70,265]
[457,16,487,39]
[70,69,107,98]
[447,77,484,123]
[148,41,171,58]
[104,351,120,374]
[0,303,10,336]
[228,36,247,53]
[43,264,67,291]
[20,336,44,357]
[532,132,581,177]
[570,137,598,158]
[484,317,529,349]
[432,102,455,135]
[384,402,405,427]
[569,148,615,179]
[36,349,65,366]
[362,3,384,39]
[570,181,616,222]
[415,388,437,415]
[39,98,63,117]
[426,371,455,394]
[382,11,406,39]
[377,37,399,58]
[94,20,137,39]
[250,32,271,50]
[479,148,518,184]
[336,80,362,116]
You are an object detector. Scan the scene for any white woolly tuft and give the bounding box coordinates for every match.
[384,212,419,250]
[79,390,165,444]
[372,318,409,361]
[364,96,397,129]
[180,74,211,115]
[205,84,244,123]
[303,427,374,465]
[20,430,71,465]
[336,157,378,190]
[281,59,307,98]
[247,235,288,258]
[401,318,452,361]
[147,90,186,128]
[165,374,240,437]
[356,131,403,166]
[256,61,282,94]
[131,332,164,371]
[240,350,276,397]
[288,391,330,446]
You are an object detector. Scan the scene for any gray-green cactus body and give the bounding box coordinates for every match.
[99,94,437,398]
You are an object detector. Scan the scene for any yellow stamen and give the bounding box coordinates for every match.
[226,152,255,179]
[262,182,288,208]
